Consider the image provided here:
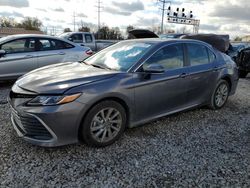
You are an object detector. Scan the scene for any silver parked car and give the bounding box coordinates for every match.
[0,34,92,80]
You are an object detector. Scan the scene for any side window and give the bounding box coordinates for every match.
[71,34,83,43]
[143,44,184,70]
[1,38,35,53]
[36,39,74,51]
[208,49,216,62]
[37,39,52,51]
[50,39,74,50]
[187,43,209,66]
[85,34,93,43]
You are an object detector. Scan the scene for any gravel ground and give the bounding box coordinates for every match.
[0,78,250,187]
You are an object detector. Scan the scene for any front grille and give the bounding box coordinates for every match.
[12,109,53,140]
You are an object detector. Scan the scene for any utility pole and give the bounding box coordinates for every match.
[96,0,103,31]
[73,11,76,32]
[158,0,171,34]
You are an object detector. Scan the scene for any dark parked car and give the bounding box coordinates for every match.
[228,43,250,78]
[8,39,239,147]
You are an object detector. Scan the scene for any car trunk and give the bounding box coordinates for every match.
[181,34,230,53]
[128,29,159,39]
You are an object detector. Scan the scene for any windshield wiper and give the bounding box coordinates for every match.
[90,64,113,70]
[81,61,115,71]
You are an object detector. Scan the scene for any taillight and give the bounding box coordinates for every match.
[85,49,93,56]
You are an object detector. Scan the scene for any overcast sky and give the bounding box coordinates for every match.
[0,0,249,37]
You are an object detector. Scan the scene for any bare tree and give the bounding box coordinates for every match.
[18,17,42,31]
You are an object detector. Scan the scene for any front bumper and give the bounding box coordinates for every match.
[9,100,87,147]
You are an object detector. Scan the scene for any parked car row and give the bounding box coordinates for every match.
[0,34,92,80]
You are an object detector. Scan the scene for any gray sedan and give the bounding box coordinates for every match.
[8,39,239,147]
[0,34,92,80]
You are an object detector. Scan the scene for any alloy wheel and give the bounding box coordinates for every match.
[215,83,229,107]
[90,107,122,143]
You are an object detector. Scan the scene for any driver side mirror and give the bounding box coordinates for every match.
[144,63,165,74]
[0,50,6,58]
[68,37,73,42]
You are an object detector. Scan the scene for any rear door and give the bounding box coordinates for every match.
[36,38,75,68]
[83,33,96,51]
[0,38,37,79]
[185,43,218,105]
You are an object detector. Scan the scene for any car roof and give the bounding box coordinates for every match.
[122,38,213,47]
[0,34,76,45]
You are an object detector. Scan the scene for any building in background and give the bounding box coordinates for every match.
[241,35,250,42]
[0,27,43,38]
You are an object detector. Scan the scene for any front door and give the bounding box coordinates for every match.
[0,38,37,79]
[133,43,189,121]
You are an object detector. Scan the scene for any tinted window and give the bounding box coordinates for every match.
[143,44,184,70]
[38,39,52,51]
[50,39,74,50]
[71,34,83,43]
[1,38,35,53]
[36,39,74,51]
[85,34,93,43]
[208,49,216,62]
[187,43,209,66]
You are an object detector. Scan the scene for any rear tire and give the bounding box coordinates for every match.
[81,100,126,147]
[239,70,248,78]
[209,80,230,110]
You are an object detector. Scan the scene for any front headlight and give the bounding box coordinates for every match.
[27,93,81,106]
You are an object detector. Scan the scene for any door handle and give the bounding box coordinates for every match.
[180,73,188,78]
[58,52,65,55]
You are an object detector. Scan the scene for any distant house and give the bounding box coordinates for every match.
[0,27,44,38]
[241,35,250,42]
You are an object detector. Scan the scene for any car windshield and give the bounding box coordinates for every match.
[84,41,153,71]
[0,36,13,44]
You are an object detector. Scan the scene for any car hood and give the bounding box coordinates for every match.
[16,62,117,94]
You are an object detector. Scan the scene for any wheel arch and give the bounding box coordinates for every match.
[77,96,131,141]
[220,75,232,92]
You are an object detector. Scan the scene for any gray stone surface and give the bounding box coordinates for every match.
[0,78,250,187]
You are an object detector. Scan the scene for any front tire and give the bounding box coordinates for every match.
[81,100,126,147]
[209,80,230,110]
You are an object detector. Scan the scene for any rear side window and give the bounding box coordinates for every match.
[208,49,216,62]
[50,39,74,50]
[187,43,209,66]
[144,44,184,70]
[1,38,35,53]
[36,38,74,51]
